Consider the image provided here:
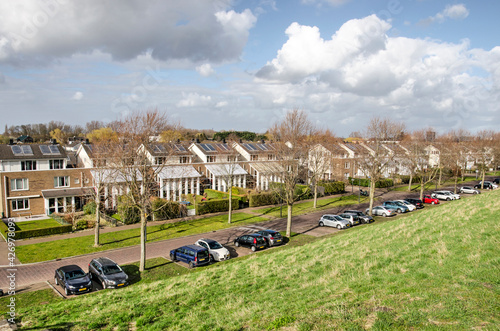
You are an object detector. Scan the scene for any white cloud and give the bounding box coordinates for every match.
[0,1,256,65]
[215,101,228,108]
[301,0,351,7]
[176,92,212,107]
[421,3,469,25]
[196,63,215,77]
[72,91,83,101]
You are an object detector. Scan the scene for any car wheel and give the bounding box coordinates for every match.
[473,191,477,194]
[446,197,451,201]
[251,246,257,252]
[319,221,324,227]
[102,281,107,289]
[397,209,402,214]
[336,224,342,229]
[170,253,176,262]
[209,254,214,262]
[431,201,435,205]
[383,213,388,217]
[54,277,58,286]
[235,241,240,247]
[64,287,69,296]
[188,262,194,269]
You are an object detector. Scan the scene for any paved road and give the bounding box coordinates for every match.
[0,181,489,291]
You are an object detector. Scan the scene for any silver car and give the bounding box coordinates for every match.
[366,206,397,217]
[195,238,231,262]
[459,186,480,194]
[319,214,351,229]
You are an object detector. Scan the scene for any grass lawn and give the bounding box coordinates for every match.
[15,218,62,231]
[257,194,369,218]
[15,190,499,330]
[15,213,268,263]
[391,177,478,192]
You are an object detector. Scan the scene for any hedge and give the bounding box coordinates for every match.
[348,177,394,188]
[117,195,141,225]
[12,224,73,240]
[319,181,345,195]
[197,198,240,215]
[152,199,184,220]
[249,192,279,207]
[0,221,10,241]
[399,175,422,184]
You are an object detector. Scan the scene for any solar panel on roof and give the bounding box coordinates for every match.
[174,144,186,151]
[49,145,60,154]
[200,144,216,152]
[217,144,229,151]
[39,145,51,154]
[21,145,33,154]
[11,145,22,154]
[243,143,257,151]
[257,144,268,151]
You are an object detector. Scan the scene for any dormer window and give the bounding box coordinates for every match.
[251,155,258,161]
[180,157,189,164]
[207,156,216,163]
[50,159,64,169]
[21,160,37,171]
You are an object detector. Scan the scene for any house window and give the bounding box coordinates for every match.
[50,159,64,169]
[344,172,350,178]
[11,198,29,211]
[207,156,216,163]
[21,160,37,171]
[251,155,258,161]
[54,176,69,188]
[180,157,189,164]
[345,162,350,169]
[227,156,236,162]
[268,154,274,160]
[74,178,80,184]
[11,178,29,191]
[156,157,165,165]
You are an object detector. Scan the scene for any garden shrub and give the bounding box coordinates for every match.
[319,181,345,194]
[197,198,240,215]
[83,201,97,215]
[152,199,184,220]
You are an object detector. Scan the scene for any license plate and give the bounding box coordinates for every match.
[78,288,87,292]
[117,283,124,287]
[199,258,206,262]
[259,246,264,249]
[276,239,281,243]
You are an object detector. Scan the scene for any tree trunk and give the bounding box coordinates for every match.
[481,168,486,189]
[419,176,425,200]
[438,167,442,186]
[94,196,101,247]
[139,211,147,272]
[313,182,318,209]
[228,183,232,224]
[408,173,413,192]
[454,176,458,194]
[368,180,375,216]
[286,204,293,237]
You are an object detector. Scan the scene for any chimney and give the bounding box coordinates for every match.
[8,139,14,145]
[51,139,57,144]
[85,138,90,144]
[223,138,226,144]
[177,139,180,143]
[195,138,200,143]
[261,139,265,144]
[239,139,242,143]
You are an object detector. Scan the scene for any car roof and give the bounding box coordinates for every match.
[198,238,217,244]
[58,265,84,272]
[247,233,263,237]
[258,229,278,234]
[182,244,208,251]
[92,257,117,266]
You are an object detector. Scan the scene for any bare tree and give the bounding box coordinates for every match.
[358,117,406,216]
[215,139,241,224]
[307,129,337,208]
[472,130,495,188]
[112,110,170,271]
[268,109,316,237]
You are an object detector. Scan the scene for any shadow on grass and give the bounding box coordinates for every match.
[20,322,75,330]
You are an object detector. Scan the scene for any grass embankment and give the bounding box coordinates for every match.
[14,190,500,330]
[15,219,62,231]
[391,177,478,192]
[16,213,267,263]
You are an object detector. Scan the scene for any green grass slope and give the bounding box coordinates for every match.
[18,190,500,330]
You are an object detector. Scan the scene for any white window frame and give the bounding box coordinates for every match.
[11,178,29,191]
[54,176,70,188]
[21,160,37,171]
[49,159,64,169]
[11,198,29,211]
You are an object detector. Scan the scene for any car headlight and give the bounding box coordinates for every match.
[68,285,76,289]
[105,279,116,285]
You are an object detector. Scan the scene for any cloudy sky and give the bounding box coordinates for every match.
[0,0,498,136]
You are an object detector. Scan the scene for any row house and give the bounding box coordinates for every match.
[0,142,93,218]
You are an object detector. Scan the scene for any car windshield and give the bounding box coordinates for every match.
[333,215,344,221]
[208,241,223,249]
[65,270,86,280]
[102,265,122,275]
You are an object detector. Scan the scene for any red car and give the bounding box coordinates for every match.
[423,194,439,204]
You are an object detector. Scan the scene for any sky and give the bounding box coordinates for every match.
[0,0,499,137]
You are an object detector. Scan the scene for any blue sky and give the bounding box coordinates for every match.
[0,0,498,137]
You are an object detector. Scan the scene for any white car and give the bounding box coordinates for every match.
[194,238,230,262]
[459,186,480,194]
[431,191,460,201]
[319,214,351,229]
[394,200,416,211]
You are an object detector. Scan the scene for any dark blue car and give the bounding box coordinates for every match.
[169,245,210,268]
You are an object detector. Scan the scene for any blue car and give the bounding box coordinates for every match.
[169,245,210,268]
[383,201,409,214]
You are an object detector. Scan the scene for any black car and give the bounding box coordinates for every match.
[255,230,283,247]
[343,210,374,224]
[404,198,424,209]
[234,234,267,252]
[54,265,92,296]
[474,182,495,190]
[493,178,500,184]
[89,257,129,289]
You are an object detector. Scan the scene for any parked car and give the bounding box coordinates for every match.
[88,257,129,289]
[170,245,210,268]
[459,186,480,194]
[383,201,409,213]
[394,199,416,211]
[234,234,267,251]
[474,181,498,190]
[338,213,361,226]
[404,198,424,209]
[318,214,351,229]
[366,206,397,217]
[255,230,284,247]
[54,265,92,296]
[194,238,231,262]
[493,178,500,184]
[344,210,374,224]
[431,191,460,201]
[422,194,440,204]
